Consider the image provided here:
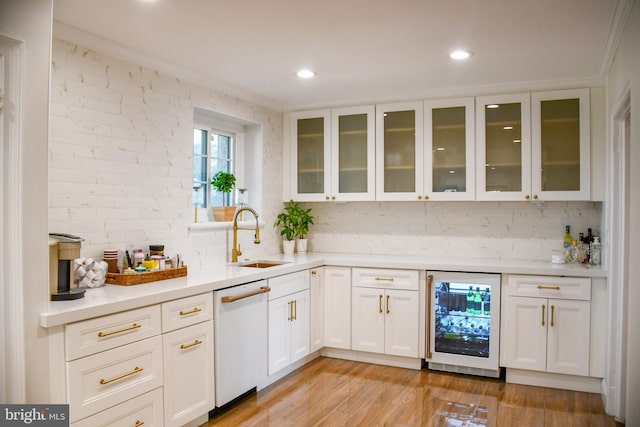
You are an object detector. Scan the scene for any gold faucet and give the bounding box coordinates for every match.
[231,207,260,262]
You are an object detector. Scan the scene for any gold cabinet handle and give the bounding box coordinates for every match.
[331,196,336,200]
[222,286,271,303]
[426,275,433,359]
[386,295,390,314]
[311,270,317,276]
[100,366,143,385]
[325,196,330,200]
[179,307,202,316]
[537,285,561,290]
[180,339,203,350]
[374,276,394,282]
[98,323,141,338]
[379,294,383,314]
[417,195,422,200]
[550,305,555,327]
[533,194,539,200]
[525,194,530,200]
[134,421,144,427]
[541,304,546,326]
[424,195,430,200]
[293,300,297,320]
[288,301,292,321]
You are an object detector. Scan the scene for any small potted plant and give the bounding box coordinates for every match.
[294,204,314,254]
[210,171,237,221]
[274,200,299,255]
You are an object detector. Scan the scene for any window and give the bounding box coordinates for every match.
[193,128,235,208]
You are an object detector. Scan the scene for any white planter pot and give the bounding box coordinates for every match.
[282,239,295,255]
[296,238,308,254]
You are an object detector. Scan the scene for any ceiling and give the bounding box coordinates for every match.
[52,0,626,111]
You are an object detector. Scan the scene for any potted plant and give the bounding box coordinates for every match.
[274,200,299,255]
[210,171,237,221]
[294,204,314,254]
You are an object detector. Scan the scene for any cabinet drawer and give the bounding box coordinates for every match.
[66,305,161,361]
[352,268,419,291]
[67,335,163,423]
[161,293,213,333]
[71,387,164,427]
[506,275,591,300]
[268,270,309,300]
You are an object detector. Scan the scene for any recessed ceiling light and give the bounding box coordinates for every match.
[503,126,513,130]
[487,104,499,109]
[513,139,521,143]
[296,69,315,79]
[449,170,455,174]
[450,50,471,60]
[436,147,445,151]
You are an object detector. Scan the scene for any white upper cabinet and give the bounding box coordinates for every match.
[290,109,331,201]
[331,105,376,201]
[476,93,532,201]
[376,102,424,201]
[424,98,475,201]
[531,88,590,201]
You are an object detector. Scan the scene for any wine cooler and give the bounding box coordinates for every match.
[426,271,501,377]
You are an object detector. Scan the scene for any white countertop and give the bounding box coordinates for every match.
[39,252,606,328]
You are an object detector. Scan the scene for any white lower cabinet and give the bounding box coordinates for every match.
[162,320,214,427]
[351,268,420,357]
[503,275,591,376]
[65,293,214,426]
[268,271,310,375]
[309,267,325,352]
[323,267,351,349]
[71,387,164,427]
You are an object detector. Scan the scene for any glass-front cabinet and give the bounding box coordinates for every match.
[331,105,376,201]
[475,93,532,201]
[424,98,475,201]
[290,109,331,201]
[376,102,424,201]
[531,88,590,200]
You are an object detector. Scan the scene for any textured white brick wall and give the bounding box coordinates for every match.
[49,38,283,268]
[49,38,603,267]
[303,201,602,262]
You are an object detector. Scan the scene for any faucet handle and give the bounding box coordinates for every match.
[237,244,242,257]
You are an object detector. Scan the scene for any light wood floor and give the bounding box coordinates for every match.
[205,357,622,427]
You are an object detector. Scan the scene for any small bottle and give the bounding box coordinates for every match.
[134,249,145,267]
[483,288,491,316]
[590,237,602,265]
[474,287,482,315]
[563,225,573,250]
[466,286,474,314]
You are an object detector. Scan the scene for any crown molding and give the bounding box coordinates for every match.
[598,0,635,81]
[52,21,284,113]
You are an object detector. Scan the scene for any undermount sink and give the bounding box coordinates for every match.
[237,260,289,268]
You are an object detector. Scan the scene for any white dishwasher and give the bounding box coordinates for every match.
[213,280,270,407]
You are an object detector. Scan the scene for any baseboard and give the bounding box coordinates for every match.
[506,368,603,393]
[320,347,422,370]
[257,350,322,391]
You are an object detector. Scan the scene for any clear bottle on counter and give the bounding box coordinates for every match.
[590,237,602,265]
[566,240,579,263]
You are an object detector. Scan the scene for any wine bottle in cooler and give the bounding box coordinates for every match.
[474,287,482,315]
[483,288,491,316]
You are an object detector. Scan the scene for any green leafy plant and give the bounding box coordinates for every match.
[294,205,314,239]
[274,200,314,241]
[210,171,236,193]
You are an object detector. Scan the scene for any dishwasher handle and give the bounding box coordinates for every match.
[221,286,271,303]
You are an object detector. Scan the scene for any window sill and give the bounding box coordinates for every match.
[189,220,266,232]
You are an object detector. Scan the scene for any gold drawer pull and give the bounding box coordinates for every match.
[100,366,143,385]
[379,294,383,314]
[180,339,203,350]
[98,323,141,337]
[134,421,144,427]
[179,307,202,316]
[386,295,390,314]
[550,305,555,327]
[541,304,546,326]
[537,285,561,290]
[374,276,394,282]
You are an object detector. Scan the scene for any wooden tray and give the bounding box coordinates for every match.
[106,266,188,286]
